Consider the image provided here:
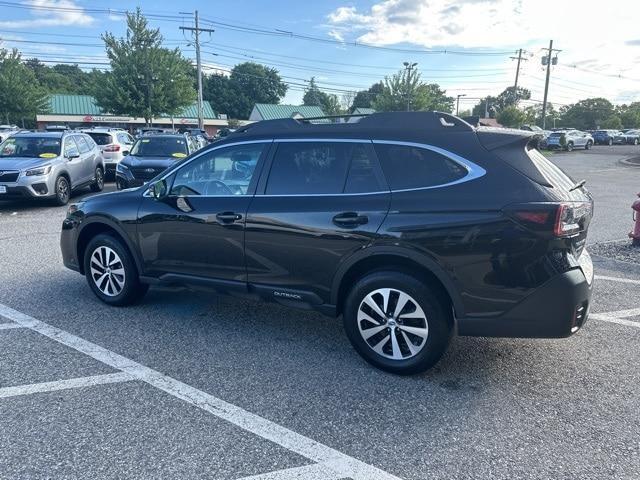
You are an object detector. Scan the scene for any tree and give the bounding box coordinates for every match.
[302,77,342,115]
[617,102,640,128]
[372,68,453,112]
[96,9,196,125]
[559,98,615,130]
[203,73,233,116]
[0,49,48,124]
[351,82,384,111]
[601,115,623,129]
[472,96,498,118]
[497,106,525,127]
[495,86,531,110]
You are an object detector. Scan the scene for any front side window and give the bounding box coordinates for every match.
[64,137,80,158]
[265,142,382,195]
[170,143,266,196]
[374,143,467,190]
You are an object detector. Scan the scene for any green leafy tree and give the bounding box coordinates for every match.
[559,98,615,130]
[372,68,453,112]
[96,9,196,125]
[601,115,623,129]
[497,106,526,127]
[0,49,48,124]
[203,73,233,116]
[226,62,288,119]
[351,82,384,111]
[472,96,498,118]
[617,102,640,128]
[302,77,342,115]
[495,86,531,110]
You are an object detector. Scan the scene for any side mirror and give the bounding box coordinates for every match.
[150,179,168,201]
[66,152,80,160]
[122,150,130,156]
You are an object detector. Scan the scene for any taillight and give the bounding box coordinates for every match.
[104,144,120,152]
[506,202,592,237]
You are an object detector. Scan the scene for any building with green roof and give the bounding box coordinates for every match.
[37,94,235,135]
[249,103,325,122]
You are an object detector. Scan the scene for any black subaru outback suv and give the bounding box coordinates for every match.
[61,112,594,374]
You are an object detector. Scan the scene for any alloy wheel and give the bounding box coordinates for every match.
[90,246,125,296]
[57,178,70,203]
[357,288,429,360]
[96,168,104,189]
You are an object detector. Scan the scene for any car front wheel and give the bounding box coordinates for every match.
[565,142,574,152]
[343,271,452,375]
[83,234,148,306]
[53,176,71,206]
[585,141,592,150]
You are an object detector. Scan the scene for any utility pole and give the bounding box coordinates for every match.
[456,94,466,116]
[510,48,528,101]
[180,11,215,130]
[403,62,417,111]
[541,40,561,129]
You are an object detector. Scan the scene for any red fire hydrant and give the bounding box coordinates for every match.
[630,192,640,246]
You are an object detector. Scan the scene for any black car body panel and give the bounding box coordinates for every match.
[62,112,593,339]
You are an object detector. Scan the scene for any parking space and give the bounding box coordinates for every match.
[1,149,639,479]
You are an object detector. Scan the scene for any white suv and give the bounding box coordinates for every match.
[82,128,135,178]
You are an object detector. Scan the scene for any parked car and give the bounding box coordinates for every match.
[613,129,640,145]
[61,112,594,374]
[180,127,213,144]
[593,130,620,145]
[115,133,194,190]
[0,125,20,143]
[82,127,135,178]
[544,130,593,151]
[0,131,104,205]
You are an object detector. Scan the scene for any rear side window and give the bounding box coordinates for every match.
[75,135,90,154]
[374,143,467,190]
[117,133,133,145]
[86,132,112,145]
[266,142,383,195]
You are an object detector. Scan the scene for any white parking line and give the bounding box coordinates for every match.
[0,323,24,331]
[236,462,345,480]
[0,303,400,480]
[0,372,134,399]
[595,275,640,285]
[590,314,640,329]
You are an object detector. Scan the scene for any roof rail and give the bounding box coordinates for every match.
[233,111,473,136]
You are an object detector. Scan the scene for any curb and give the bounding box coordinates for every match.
[620,156,640,167]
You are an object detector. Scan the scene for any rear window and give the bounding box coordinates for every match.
[549,133,563,138]
[526,147,575,191]
[374,143,467,190]
[266,142,383,195]
[130,137,189,158]
[86,132,113,145]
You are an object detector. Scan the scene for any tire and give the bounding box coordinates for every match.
[585,141,592,150]
[343,271,452,375]
[53,175,71,206]
[634,138,638,146]
[90,166,104,192]
[83,234,148,306]
[608,138,613,146]
[566,142,574,152]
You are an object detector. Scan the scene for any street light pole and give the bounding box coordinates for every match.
[403,62,417,111]
[456,94,466,116]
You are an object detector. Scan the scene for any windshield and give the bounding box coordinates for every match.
[85,132,113,145]
[0,136,61,158]
[129,137,188,158]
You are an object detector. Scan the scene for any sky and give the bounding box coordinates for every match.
[1,0,639,113]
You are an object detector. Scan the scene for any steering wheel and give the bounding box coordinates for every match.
[205,180,234,196]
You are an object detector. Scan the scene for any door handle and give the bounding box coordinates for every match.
[333,212,368,227]
[216,212,242,223]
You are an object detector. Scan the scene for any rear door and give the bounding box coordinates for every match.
[245,140,390,304]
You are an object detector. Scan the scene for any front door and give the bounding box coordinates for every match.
[63,137,84,183]
[245,140,391,304]
[136,141,270,282]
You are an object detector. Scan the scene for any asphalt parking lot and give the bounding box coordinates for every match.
[1,146,639,479]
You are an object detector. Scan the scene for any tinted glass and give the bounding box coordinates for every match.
[117,133,133,145]
[86,132,112,145]
[131,136,189,158]
[75,135,90,154]
[266,142,379,195]
[0,136,62,158]
[374,144,467,190]
[64,137,80,158]
[170,143,265,196]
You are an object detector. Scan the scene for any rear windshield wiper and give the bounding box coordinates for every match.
[569,179,586,192]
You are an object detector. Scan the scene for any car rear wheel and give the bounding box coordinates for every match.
[343,271,452,375]
[90,167,104,192]
[585,141,592,150]
[84,234,148,306]
[634,138,639,145]
[53,176,70,206]
[566,142,574,152]
[608,138,613,146]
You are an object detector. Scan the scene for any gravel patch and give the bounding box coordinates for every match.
[589,240,640,264]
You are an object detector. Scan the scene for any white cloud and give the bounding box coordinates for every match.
[0,0,95,29]
[327,0,640,104]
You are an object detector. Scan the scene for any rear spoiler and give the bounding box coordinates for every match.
[476,128,551,187]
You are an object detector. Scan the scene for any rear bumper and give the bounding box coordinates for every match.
[457,268,592,338]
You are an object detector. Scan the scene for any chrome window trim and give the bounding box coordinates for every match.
[142,139,273,198]
[372,139,486,192]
